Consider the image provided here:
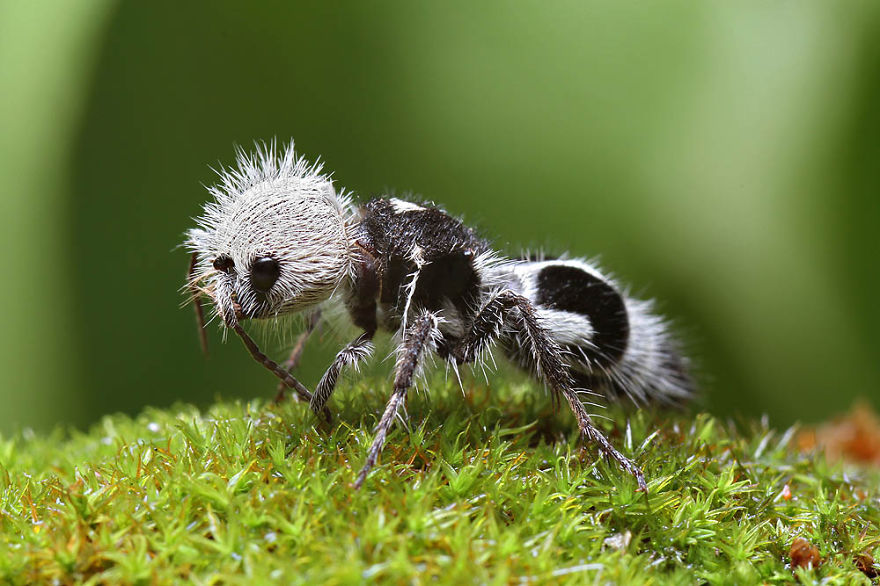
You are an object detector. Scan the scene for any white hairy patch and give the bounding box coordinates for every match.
[472,250,514,291]
[535,308,595,348]
[185,141,356,324]
[610,297,691,404]
[389,198,426,213]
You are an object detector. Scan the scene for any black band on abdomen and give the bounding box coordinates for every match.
[535,264,630,365]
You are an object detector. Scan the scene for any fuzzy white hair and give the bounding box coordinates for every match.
[185,141,356,324]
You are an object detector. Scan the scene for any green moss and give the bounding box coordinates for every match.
[1,376,878,584]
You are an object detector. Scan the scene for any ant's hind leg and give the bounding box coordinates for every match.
[454,290,647,492]
[507,294,647,491]
[354,311,440,489]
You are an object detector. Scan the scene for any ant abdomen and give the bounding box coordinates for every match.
[499,258,693,405]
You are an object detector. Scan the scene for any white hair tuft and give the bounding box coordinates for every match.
[185,140,356,324]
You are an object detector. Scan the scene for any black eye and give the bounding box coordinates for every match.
[250,257,280,292]
[213,254,234,273]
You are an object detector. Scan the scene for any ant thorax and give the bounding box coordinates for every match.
[344,198,494,339]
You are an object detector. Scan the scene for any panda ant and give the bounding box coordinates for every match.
[184,141,693,491]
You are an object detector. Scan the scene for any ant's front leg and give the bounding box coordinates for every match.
[310,331,375,419]
[231,322,316,406]
[274,310,322,403]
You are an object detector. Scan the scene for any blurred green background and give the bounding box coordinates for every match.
[1,1,878,433]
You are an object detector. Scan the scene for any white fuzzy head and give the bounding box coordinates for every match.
[185,141,355,324]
